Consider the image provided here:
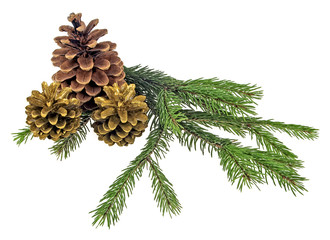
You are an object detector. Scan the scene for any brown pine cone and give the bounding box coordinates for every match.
[51,13,125,110]
[91,83,149,146]
[25,82,82,141]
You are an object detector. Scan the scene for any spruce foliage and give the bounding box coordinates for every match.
[14,65,318,228]
[12,126,33,146]
[90,122,180,227]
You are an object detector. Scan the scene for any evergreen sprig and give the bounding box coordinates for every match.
[179,121,306,194]
[49,112,91,160]
[91,122,181,228]
[124,65,316,193]
[13,113,91,160]
[182,110,318,140]
[91,154,146,228]
[12,126,33,146]
[157,89,187,136]
[148,157,182,216]
[89,65,317,228]
[14,64,318,229]
[174,78,261,116]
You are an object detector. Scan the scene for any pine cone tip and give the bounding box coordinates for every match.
[68,12,81,22]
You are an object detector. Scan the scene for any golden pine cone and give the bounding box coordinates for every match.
[51,13,125,110]
[25,82,82,141]
[91,83,149,146]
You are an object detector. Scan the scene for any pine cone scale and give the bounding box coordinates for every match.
[76,92,92,103]
[53,48,70,56]
[76,69,92,84]
[84,19,99,34]
[92,69,109,86]
[85,85,101,96]
[65,49,80,59]
[60,59,79,73]
[94,58,110,70]
[77,55,94,71]
[53,70,76,82]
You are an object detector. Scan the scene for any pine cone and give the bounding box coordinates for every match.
[51,13,125,110]
[92,83,149,146]
[25,82,82,141]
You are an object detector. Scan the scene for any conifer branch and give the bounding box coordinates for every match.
[183,110,318,141]
[173,79,259,116]
[178,121,307,194]
[124,65,314,195]
[183,111,298,159]
[157,89,187,136]
[251,119,318,140]
[49,112,91,160]
[246,148,307,195]
[91,123,180,228]
[124,65,180,114]
[125,65,261,117]
[147,157,182,216]
[12,126,33,146]
[183,110,247,137]
[91,155,146,228]
[247,126,298,159]
[14,64,317,229]
[207,79,263,102]
[179,121,263,190]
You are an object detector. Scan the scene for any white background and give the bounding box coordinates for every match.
[1,0,329,239]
